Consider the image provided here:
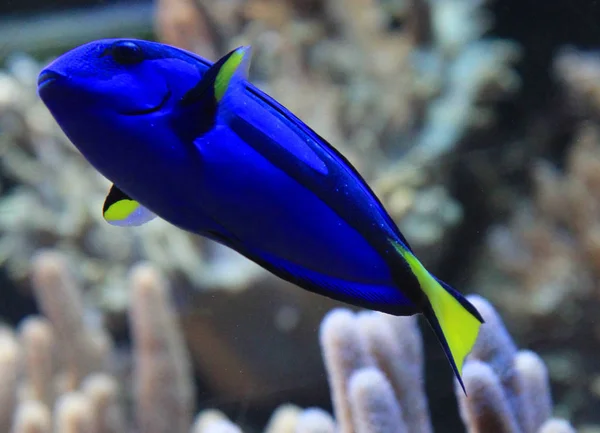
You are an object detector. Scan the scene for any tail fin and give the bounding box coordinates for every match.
[422,280,483,394]
[396,246,484,394]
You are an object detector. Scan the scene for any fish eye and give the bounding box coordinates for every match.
[108,41,144,66]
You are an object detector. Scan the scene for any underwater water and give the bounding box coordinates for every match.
[0,0,600,432]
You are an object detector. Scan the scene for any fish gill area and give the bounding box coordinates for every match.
[0,0,599,432]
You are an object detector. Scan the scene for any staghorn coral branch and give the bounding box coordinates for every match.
[0,330,21,432]
[29,250,103,390]
[466,295,528,432]
[129,263,195,433]
[10,400,51,433]
[197,419,244,433]
[458,360,521,433]
[18,317,55,407]
[191,410,229,433]
[319,309,375,433]
[53,392,97,433]
[295,408,337,433]
[356,312,432,433]
[348,367,406,433]
[263,404,302,433]
[538,419,576,433]
[81,373,127,433]
[515,351,552,433]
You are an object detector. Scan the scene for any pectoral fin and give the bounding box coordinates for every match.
[102,184,156,227]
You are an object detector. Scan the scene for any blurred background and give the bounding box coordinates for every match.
[1,0,600,432]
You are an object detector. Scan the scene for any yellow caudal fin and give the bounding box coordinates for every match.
[422,276,483,394]
[395,244,484,394]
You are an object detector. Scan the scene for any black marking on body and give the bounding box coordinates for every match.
[173,48,242,138]
[179,47,238,106]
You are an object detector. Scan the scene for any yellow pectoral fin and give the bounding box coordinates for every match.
[102,184,157,227]
[104,198,137,221]
[394,243,483,391]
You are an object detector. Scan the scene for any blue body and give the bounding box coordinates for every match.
[38,40,489,392]
[38,39,425,314]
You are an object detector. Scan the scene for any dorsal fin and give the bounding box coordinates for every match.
[102,184,157,227]
[180,46,251,106]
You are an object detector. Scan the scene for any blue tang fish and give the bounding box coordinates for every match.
[37,39,483,392]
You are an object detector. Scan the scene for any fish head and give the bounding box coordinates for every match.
[37,38,209,119]
[37,38,211,184]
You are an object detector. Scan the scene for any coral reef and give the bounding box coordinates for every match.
[7,0,600,429]
[482,122,600,319]
[457,296,557,433]
[0,247,576,432]
[1,248,194,432]
[316,295,573,433]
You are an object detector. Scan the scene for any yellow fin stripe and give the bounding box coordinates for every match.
[104,199,139,222]
[395,244,481,377]
[214,48,246,102]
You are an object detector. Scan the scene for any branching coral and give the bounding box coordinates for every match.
[457,296,562,433]
[315,296,573,433]
[0,247,577,432]
[130,263,195,433]
[1,249,193,432]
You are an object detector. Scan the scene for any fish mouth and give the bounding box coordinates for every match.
[120,89,172,116]
[37,70,62,90]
